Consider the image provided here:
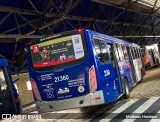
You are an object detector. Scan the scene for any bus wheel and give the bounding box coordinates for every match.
[140,70,144,82]
[123,79,130,99]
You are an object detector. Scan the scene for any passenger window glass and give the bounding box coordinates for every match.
[137,49,140,58]
[117,44,124,61]
[136,48,139,58]
[135,48,139,59]
[131,47,136,59]
[108,45,113,60]
[115,44,121,61]
[120,44,125,60]
[108,44,116,67]
[122,45,128,60]
[93,39,102,62]
[139,49,142,57]
[99,40,110,63]
[134,47,138,59]
[93,38,110,64]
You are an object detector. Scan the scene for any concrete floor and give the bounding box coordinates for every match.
[130,67,160,99]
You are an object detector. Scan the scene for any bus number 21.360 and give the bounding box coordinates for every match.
[54,75,69,82]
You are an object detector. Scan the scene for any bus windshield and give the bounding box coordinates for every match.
[30,34,85,68]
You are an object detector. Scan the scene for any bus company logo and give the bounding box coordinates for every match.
[39,73,54,81]
[78,86,85,93]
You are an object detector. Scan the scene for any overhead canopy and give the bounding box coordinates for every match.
[137,0,160,9]
[0,0,160,72]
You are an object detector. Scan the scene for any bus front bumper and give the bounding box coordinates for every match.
[36,90,104,113]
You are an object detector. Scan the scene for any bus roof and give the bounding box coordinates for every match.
[86,29,140,47]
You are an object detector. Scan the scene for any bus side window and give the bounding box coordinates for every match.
[131,47,136,59]
[93,38,110,64]
[99,40,110,64]
[115,44,121,61]
[108,44,113,60]
[122,45,128,60]
[108,44,116,67]
[120,44,126,60]
[93,39,103,62]
[117,44,124,61]
[134,47,138,59]
[135,47,139,59]
[139,49,142,57]
[137,48,140,58]
[136,48,139,58]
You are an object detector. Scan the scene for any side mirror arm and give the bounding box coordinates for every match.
[8,66,20,83]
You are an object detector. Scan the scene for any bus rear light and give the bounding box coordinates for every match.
[31,79,42,101]
[78,29,82,33]
[89,65,97,93]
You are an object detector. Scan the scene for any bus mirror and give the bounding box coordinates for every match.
[9,66,20,83]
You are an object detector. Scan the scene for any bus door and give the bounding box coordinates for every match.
[126,47,137,84]
[151,49,156,65]
[135,48,143,81]
[112,44,128,88]
[93,38,122,99]
[108,43,123,97]
[132,47,141,82]
[129,47,140,83]
[0,67,17,114]
[139,48,145,75]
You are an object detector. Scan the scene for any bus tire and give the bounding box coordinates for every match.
[123,78,130,99]
[140,70,144,82]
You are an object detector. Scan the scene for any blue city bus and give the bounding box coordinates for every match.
[0,59,21,114]
[26,29,145,113]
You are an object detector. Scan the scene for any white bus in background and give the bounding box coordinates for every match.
[142,44,160,68]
